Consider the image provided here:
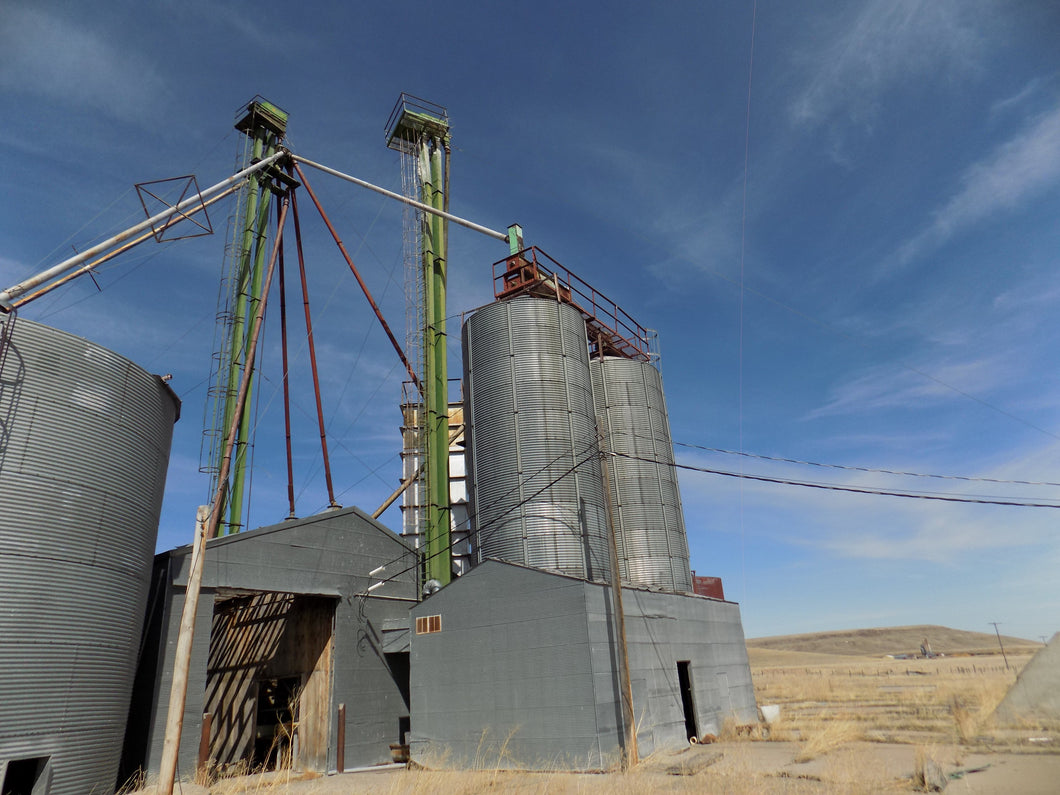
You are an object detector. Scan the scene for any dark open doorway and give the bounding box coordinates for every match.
[253,675,300,769]
[1,757,50,795]
[677,661,698,741]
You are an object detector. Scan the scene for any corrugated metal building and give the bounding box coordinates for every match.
[409,560,756,769]
[122,506,418,782]
[0,318,179,795]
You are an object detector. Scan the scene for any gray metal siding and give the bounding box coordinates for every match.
[409,563,605,769]
[463,299,611,583]
[331,596,412,770]
[410,562,756,770]
[620,589,757,740]
[0,319,177,795]
[591,357,692,592]
[143,588,216,776]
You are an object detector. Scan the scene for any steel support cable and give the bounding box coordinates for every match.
[704,271,1060,443]
[614,450,1060,509]
[292,162,423,395]
[280,188,395,431]
[366,441,604,590]
[18,180,235,309]
[674,441,1060,488]
[598,423,1060,488]
[0,151,286,310]
[316,197,400,438]
[291,154,509,242]
[248,365,397,497]
[30,187,136,272]
[366,437,603,584]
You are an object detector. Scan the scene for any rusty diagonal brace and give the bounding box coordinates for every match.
[288,178,341,507]
[292,162,423,396]
[277,204,297,519]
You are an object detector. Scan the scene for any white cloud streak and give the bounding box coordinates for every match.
[789,0,987,131]
[896,104,1060,265]
[805,354,1014,420]
[0,5,168,126]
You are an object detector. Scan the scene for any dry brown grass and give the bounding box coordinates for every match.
[127,651,1045,794]
[752,652,1025,747]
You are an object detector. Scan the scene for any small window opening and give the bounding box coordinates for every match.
[415,614,441,634]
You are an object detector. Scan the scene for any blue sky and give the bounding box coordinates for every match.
[3,1,1059,641]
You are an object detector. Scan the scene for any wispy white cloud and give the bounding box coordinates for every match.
[895,103,1060,266]
[789,0,988,131]
[167,0,304,51]
[805,354,1013,420]
[0,5,169,126]
[989,76,1053,118]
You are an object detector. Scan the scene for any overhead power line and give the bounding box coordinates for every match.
[675,441,1060,488]
[619,451,1060,509]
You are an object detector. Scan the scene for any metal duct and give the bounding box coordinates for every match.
[462,298,610,582]
[591,356,692,592]
[0,318,179,795]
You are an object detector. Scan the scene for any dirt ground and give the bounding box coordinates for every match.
[145,645,1056,794]
[150,741,1060,794]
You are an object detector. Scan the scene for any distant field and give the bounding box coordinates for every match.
[749,651,1032,746]
[745,624,1041,658]
[744,625,1054,749]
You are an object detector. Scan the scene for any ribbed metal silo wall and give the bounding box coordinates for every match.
[590,356,692,592]
[0,318,178,795]
[462,298,611,582]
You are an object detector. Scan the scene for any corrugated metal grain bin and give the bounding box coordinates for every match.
[462,298,611,582]
[591,356,692,592]
[0,318,178,795]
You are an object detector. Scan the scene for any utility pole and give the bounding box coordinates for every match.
[158,191,290,794]
[989,622,1010,670]
[598,428,638,769]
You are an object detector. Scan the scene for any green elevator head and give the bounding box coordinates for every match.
[235,96,289,137]
[385,93,450,153]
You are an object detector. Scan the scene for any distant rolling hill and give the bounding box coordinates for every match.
[746,624,1041,658]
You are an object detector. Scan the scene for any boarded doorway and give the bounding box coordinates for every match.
[677,661,698,741]
[204,592,335,772]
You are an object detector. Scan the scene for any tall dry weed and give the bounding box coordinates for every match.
[793,717,862,762]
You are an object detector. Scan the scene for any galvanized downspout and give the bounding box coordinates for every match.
[424,136,452,586]
[224,130,278,534]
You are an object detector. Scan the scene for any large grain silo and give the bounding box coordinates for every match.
[0,318,179,795]
[591,356,692,592]
[413,248,758,770]
[462,297,611,582]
